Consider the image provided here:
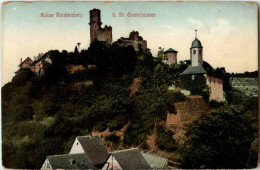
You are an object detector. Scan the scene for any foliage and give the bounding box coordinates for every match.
[2,41,257,169]
[181,97,258,168]
[156,125,178,152]
[105,134,120,144]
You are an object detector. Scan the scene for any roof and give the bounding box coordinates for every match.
[33,52,48,64]
[47,153,96,169]
[164,48,178,53]
[191,38,203,48]
[180,64,207,75]
[179,61,218,77]
[19,57,33,66]
[141,152,167,169]
[77,135,109,166]
[112,148,151,169]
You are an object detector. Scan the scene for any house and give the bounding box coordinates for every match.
[102,148,151,170]
[19,52,52,76]
[141,152,167,169]
[41,153,96,170]
[163,48,178,65]
[19,57,34,70]
[70,135,110,168]
[180,30,225,102]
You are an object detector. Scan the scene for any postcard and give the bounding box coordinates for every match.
[1,1,258,169]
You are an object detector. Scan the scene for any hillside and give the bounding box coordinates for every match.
[2,41,258,169]
[231,77,258,97]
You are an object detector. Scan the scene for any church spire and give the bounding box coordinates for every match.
[195,29,197,39]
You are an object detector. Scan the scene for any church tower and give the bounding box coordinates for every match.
[190,30,203,66]
[89,9,102,43]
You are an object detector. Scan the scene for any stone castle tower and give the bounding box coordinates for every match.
[89,9,112,44]
[190,30,203,66]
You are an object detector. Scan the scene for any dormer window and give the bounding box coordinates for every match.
[193,50,196,54]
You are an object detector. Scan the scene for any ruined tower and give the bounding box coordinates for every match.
[190,30,203,66]
[89,9,112,44]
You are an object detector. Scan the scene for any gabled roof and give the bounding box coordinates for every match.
[112,148,151,169]
[164,48,178,53]
[33,52,48,64]
[141,152,167,169]
[47,153,96,169]
[180,64,207,75]
[77,135,109,166]
[19,57,33,66]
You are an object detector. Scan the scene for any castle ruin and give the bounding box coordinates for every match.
[118,31,147,51]
[89,9,112,44]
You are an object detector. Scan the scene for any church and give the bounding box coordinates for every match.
[180,30,225,102]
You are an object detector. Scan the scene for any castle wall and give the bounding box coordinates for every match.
[207,75,224,102]
[166,96,209,126]
[96,26,112,44]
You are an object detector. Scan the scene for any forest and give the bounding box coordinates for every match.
[2,40,258,168]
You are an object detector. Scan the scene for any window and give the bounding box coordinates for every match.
[193,50,196,54]
[76,142,78,145]
[199,50,202,55]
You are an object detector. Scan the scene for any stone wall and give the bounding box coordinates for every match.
[166,96,209,126]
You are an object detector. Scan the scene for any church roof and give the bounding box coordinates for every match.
[191,38,203,48]
[180,64,207,75]
[180,61,221,78]
[76,135,109,167]
[164,48,178,53]
[112,148,151,169]
[47,153,96,169]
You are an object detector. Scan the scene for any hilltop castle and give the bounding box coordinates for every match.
[89,9,147,51]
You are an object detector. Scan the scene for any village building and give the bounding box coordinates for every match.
[41,135,167,169]
[117,30,147,51]
[163,48,178,65]
[141,152,167,169]
[89,9,112,44]
[41,153,96,170]
[19,52,52,76]
[180,30,225,102]
[70,135,110,168]
[102,148,151,170]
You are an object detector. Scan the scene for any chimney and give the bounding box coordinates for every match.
[20,58,22,64]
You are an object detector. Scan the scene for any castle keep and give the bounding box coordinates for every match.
[89,9,112,44]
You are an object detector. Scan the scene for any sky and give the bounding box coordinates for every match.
[1,1,258,85]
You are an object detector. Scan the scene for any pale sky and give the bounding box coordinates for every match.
[1,1,258,85]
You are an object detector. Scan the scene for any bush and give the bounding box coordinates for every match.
[105,134,120,144]
[209,100,225,108]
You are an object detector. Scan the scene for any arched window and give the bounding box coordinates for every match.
[193,50,196,54]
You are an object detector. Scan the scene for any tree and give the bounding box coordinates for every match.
[181,105,256,169]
